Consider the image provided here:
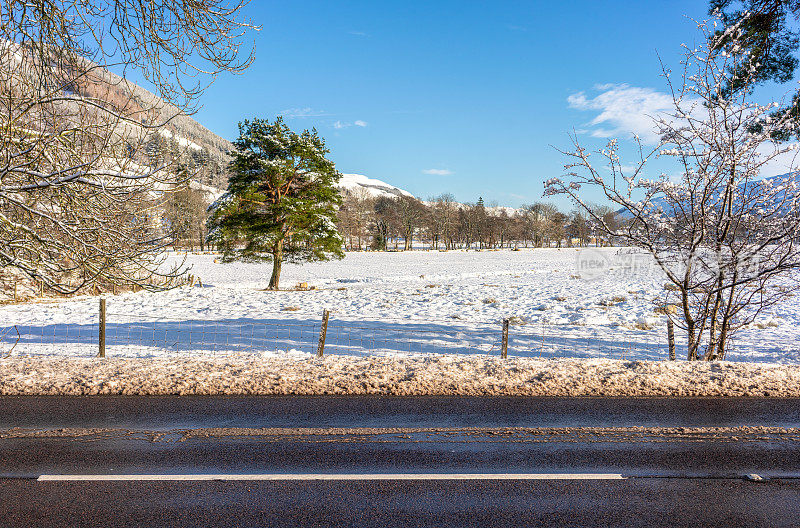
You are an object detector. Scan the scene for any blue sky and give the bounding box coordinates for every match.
[190,1,732,207]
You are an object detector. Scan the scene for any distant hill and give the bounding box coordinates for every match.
[620,171,800,216]
[73,65,234,190]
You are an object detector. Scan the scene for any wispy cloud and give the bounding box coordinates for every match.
[507,24,527,32]
[334,120,368,129]
[348,30,369,37]
[279,107,329,119]
[422,168,453,176]
[569,83,800,177]
[567,83,674,144]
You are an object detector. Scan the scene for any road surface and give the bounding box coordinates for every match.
[1,396,799,527]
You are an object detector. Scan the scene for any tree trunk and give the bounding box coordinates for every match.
[268,241,283,290]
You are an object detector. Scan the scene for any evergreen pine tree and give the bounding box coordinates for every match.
[207,117,344,289]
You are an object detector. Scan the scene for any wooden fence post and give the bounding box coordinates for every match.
[98,298,106,358]
[501,318,510,359]
[317,309,330,358]
[667,318,675,361]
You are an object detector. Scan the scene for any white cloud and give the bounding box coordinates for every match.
[280,107,328,118]
[422,169,453,175]
[759,146,800,178]
[567,83,674,144]
[334,120,368,129]
[570,83,800,178]
[348,31,369,37]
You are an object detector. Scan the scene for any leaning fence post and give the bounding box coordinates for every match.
[317,309,330,358]
[501,318,510,359]
[667,318,675,361]
[98,298,106,358]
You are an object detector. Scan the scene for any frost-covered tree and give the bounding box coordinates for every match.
[546,19,800,361]
[207,117,344,290]
[0,1,256,294]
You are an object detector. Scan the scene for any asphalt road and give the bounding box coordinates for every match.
[1,396,800,527]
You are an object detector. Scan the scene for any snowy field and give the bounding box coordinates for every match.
[1,248,798,363]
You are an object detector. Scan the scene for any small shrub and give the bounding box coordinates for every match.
[482,298,497,304]
[599,296,627,306]
[663,283,680,291]
[654,304,678,315]
[753,320,779,329]
[282,306,301,312]
[507,315,527,325]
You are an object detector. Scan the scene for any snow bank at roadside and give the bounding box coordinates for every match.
[2,356,799,396]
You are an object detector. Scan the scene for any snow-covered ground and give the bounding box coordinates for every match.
[1,248,798,363]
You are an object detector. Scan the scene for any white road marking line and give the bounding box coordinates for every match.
[37,473,626,482]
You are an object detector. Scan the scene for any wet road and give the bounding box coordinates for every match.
[1,396,800,526]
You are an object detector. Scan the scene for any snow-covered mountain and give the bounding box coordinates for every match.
[338,173,415,199]
[338,173,524,213]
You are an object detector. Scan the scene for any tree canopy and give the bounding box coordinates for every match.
[711,0,800,139]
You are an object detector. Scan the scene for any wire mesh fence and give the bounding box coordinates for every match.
[0,303,686,360]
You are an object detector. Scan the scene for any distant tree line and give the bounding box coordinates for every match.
[335,190,623,251]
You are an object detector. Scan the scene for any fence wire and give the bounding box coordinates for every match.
[0,308,694,360]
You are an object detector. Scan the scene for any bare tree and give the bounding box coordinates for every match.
[372,196,399,251]
[521,202,564,247]
[337,188,374,251]
[566,210,591,247]
[163,184,215,251]
[435,194,460,249]
[395,195,426,250]
[546,19,800,360]
[0,1,256,294]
